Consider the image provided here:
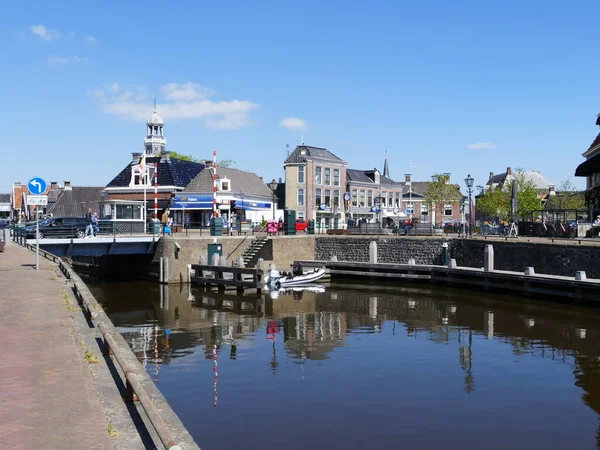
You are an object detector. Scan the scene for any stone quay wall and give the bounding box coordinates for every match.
[314,236,600,279]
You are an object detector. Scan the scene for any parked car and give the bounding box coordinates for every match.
[296,218,308,232]
[25,217,89,239]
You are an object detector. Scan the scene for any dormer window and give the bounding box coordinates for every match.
[220,177,231,191]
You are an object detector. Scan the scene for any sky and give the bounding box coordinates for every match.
[2,0,600,194]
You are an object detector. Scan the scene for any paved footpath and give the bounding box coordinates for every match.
[0,243,113,449]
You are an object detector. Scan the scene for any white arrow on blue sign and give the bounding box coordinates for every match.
[28,177,47,195]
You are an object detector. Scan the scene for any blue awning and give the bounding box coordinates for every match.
[170,195,271,211]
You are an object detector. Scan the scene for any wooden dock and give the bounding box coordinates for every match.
[190,264,264,295]
[293,260,600,302]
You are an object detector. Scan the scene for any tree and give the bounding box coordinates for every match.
[168,151,235,167]
[545,178,586,211]
[514,170,542,219]
[476,185,510,220]
[423,174,462,224]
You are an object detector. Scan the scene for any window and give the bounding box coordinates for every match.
[333,169,340,186]
[315,188,322,206]
[367,191,373,207]
[334,190,340,207]
[116,204,141,220]
[352,189,358,206]
[360,190,366,207]
[381,192,387,207]
[220,178,230,191]
[298,166,305,184]
[325,168,331,185]
[388,192,394,208]
[297,188,304,206]
[421,204,428,213]
[444,204,453,216]
[315,167,322,185]
[325,189,331,206]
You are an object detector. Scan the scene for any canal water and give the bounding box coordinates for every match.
[86,279,600,450]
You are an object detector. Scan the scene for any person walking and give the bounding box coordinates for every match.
[91,212,100,237]
[161,209,170,236]
[85,208,94,238]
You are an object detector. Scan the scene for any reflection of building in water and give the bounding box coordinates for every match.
[282,312,347,361]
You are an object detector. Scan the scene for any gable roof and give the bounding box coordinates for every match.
[106,156,204,188]
[347,168,403,187]
[284,145,345,165]
[584,132,600,157]
[47,187,107,217]
[184,167,273,198]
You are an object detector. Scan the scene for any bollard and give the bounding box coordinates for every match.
[484,244,494,272]
[330,255,338,262]
[163,257,169,284]
[369,241,378,264]
[448,258,457,269]
[575,271,587,281]
[219,255,228,267]
[408,258,416,265]
[200,255,206,265]
[442,242,449,266]
[237,256,245,268]
[212,253,220,266]
[257,258,264,270]
[159,257,164,283]
[524,266,535,275]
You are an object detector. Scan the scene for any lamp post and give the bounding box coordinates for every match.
[464,174,474,237]
[267,179,278,220]
[240,192,245,222]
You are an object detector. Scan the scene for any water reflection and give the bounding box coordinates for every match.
[86,279,600,450]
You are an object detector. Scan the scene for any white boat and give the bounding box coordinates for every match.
[265,266,325,290]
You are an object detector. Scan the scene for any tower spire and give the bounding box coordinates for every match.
[153,97,157,112]
[383,151,390,178]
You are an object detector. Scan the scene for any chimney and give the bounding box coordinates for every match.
[50,181,58,189]
[160,150,170,162]
[132,152,141,163]
[279,177,283,183]
[489,172,494,180]
[548,184,556,196]
[64,181,72,191]
[506,167,512,175]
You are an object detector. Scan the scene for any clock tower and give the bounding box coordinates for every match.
[144,102,166,156]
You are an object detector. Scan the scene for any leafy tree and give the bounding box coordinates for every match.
[168,151,235,167]
[545,178,586,211]
[423,173,462,224]
[476,185,510,220]
[514,170,542,219]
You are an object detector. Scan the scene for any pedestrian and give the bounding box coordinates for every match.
[91,212,99,237]
[85,208,94,237]
[161,209,170,235]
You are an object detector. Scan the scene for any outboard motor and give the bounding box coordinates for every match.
[267,268,281,290]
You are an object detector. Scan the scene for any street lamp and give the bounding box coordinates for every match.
[267,179,278,220]
[464,174,474,237]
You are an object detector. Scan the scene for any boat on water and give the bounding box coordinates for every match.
[265,263,325,290]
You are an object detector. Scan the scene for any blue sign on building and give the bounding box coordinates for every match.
[27,177,47,195]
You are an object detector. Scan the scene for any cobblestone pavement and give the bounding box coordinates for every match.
[0,244,113,449]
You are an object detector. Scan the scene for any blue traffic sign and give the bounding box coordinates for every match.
[28,177,47,195]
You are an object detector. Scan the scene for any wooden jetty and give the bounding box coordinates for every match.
[190,263,264,295]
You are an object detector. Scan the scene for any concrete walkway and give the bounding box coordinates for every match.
[0,244,113,449]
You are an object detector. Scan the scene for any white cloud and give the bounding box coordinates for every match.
[31,24,61,41]
[84,35,97,44]
[48,56,88,64]
[467,141,497,150]
[93,82,259,130]
[280,117,307,132]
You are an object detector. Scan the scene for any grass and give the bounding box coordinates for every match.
[84,349,100,364]
[106,420,119,437]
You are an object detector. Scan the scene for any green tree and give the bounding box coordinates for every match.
[545,178,586,211]
[513,169,543,219]
[423,173,462,224]
[168,151,235,167]
[476,185,510,220]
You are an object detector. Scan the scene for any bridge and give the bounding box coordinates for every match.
[18,235,157,256]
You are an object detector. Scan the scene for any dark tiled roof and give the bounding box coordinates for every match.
[402,181,429,196]
[184,167,273,198]
[346,169,374,184]
[487,173,506,186]
[106,156,204,188]
[47,187,107,217]
[0,193,10,203]
[586,132,600,154]
[347,169,402,187]
[284,145,345,165]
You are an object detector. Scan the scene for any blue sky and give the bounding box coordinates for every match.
[2,0,600,194]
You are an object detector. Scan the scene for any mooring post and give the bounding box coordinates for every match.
[448,258,457,269]
[484,244,494,272]
[159,257,164,283]
[330,255,338,262]
[163,257,169,284]
[408,258,416,265]
[211,253,220,266]
[442,242,449,266]
[369,241,378,264]
[237,256,245,268]
[575,271,587,281]
[200,255,206,265]
[524,266,535,275]
[220,255,228,267]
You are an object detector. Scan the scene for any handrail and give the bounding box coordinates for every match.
[225,234,252,260]
[17,243,199,450]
